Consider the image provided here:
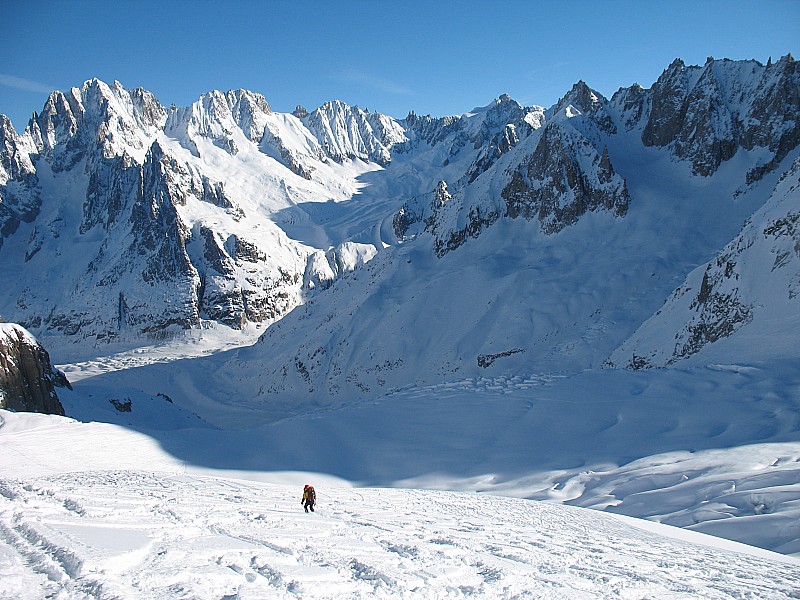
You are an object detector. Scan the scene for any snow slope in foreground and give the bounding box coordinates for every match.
[54,356,800,557]
[1,411,800,599]
[1,470,799,599]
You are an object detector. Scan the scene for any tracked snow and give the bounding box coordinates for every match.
[0,416,798,599]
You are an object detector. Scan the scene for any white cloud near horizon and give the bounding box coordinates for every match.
[0,74,56,94]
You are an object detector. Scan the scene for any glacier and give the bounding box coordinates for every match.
[1,55,800,595]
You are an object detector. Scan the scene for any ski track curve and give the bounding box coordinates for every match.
[1,471,799,599]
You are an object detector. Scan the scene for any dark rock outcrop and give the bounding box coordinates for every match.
[620,55,800,179]
[392,180,502,257]
[0,323,69,415]
[640,58,740,176]
[502,123,630,234]
[465,123,521,183]
[193,224,246,329]
[743,54,800,183]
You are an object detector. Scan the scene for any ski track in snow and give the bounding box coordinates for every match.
[1,470,799,599]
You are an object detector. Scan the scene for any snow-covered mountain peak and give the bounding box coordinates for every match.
[551,80,617,137]
[659,58,692,86]
[165,90,242,156]
[163,88,275,158]
[224,89,272,142]
[554,80,601,112]
[26,78,166,169]
[27,88,83,170]
[302,100,406,165]
[0,115,36,184]
[462,94,534,137]
[465,92,521,115]
[0,115,40,250]
[80,78,167,161]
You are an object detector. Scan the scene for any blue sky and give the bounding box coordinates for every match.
[1,0,798,130]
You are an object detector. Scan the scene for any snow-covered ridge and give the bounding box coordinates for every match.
[165,89,273,158]
[614,54,799,178]
[301,99,407,166]
[28,79,167,169]
[1,56,795,391]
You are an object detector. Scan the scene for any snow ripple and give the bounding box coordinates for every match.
[1,471,798,598]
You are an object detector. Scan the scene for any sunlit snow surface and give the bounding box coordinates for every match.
[3,65,800,596]
[40,338,800,560]
[3,354,800,597]
[1,455,798,598]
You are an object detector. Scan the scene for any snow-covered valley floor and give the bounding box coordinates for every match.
[3,327,800,598]
[47,348,800,557]
[2,466,799,599]
[3,350,800,597]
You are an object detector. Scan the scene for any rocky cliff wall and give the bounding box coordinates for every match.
[0,322,69,414]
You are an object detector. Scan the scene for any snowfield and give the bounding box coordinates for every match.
[1,459,799,599]
[3,57,800,597]
[3,354,800,598]
[45,350,800,560]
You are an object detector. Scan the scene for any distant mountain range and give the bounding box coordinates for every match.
[1,55,798,409]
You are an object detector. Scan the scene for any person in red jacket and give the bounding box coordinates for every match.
[301,484,316,512]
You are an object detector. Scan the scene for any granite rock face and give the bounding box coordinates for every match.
[0,323,69,415]
[0,115,41,251]
[502,123,630,234]
[617,55,800,179]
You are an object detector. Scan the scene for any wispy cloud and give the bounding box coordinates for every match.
[334,69,414,96]
[0,74,55,94]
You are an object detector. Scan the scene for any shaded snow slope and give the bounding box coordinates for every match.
[44,357,800,556]
[167,148,777,412]
[0,439,798,598]
[609,155,800,367]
